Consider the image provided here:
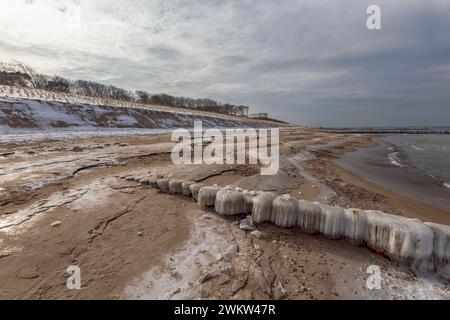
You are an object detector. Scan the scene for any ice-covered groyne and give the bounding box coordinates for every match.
[131,176,450,279]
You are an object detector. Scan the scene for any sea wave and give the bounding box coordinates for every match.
[444,183,450,189]
[388,152,403,167]
[410,144,424,151]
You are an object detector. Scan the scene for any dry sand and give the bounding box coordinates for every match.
[0,128,448,299]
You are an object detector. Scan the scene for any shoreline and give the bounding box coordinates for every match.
[0,128,448,299]
[323,135,450,225]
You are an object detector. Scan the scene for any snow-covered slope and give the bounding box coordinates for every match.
[0,97,258,132]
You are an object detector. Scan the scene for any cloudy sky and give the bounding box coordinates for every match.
[1,0,449,127]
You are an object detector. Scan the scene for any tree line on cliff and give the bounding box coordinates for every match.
[0,61,249,117]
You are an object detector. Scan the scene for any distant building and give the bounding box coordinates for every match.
[249,112,269,119]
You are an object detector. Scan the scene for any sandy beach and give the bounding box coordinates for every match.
[0,127,448,300]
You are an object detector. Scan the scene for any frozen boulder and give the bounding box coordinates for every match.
[365,211,434,264]
[169,179,184,194]
[251,192,276,224]
[314,203,345,240]
[424,222,450,279]
[189,183,205,201]
[297,200,323,234]
[240,215,256,231]
[198,186,221,209]
[182,181,195,197]
[272,194,299,228]
[157,179,170,193]
[343,208,368,245]
[215,187,246,215]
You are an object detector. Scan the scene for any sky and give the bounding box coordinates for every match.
[0,0,449,127]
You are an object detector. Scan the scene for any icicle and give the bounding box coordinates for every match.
[424,222,450,279]
[156,179,170,193]
[243,190,257,214]
[189,183,205,201]
[314,203,345,240]
[251,192,276,223]
[169,180,184,194]
[272,194,299,228]
[297,200,322,234]
[343,208,368,245]
[365,211,434,263]
[198,186,221,209]
[215,187,246,215]
[182,181,195,197]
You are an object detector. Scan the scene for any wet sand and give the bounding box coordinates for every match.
[335,138,450,214]
[331,138,450,225]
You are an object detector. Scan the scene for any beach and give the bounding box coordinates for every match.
[0,127,448,299]
[333,135,450,225]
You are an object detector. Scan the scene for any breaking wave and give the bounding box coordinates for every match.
[410,144,424,151]
[388,152,403,167]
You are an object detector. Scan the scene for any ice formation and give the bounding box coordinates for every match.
[189,183,205,201]
[242,190,257,214]
[148,178,159,189]
[365,211,434,264]
[424,222,450,278]
[272,194,299,228]
[240,215,256,231]
[343,208,368,245]
[297,200,323,234]
[182,181,195,197]
[314,203,346,240]
[156,179,170,193]
[145,180,450,278]
[198,186,221,209]
[251,192,276,223]
[214,187,246,215]
[169,180,184,194]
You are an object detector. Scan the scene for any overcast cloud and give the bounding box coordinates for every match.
[1,0,449,126]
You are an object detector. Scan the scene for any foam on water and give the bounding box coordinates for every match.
[388,151,403,167]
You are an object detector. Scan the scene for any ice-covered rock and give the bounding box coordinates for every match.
[240,215,256,231]
[189,183,205,201]
[180,181,194,196]
[169,179,184,194]
[365,211,434,264]
[156,179,170,193]
[424,222,450,279]
[251,192,276,223]
[272,194,299,228]
[198,186,221,209]
[342,208,368,245]
[315,203,345,240]
[215,187,246,215]
[297,200,322,234]
[148,178,159,189]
